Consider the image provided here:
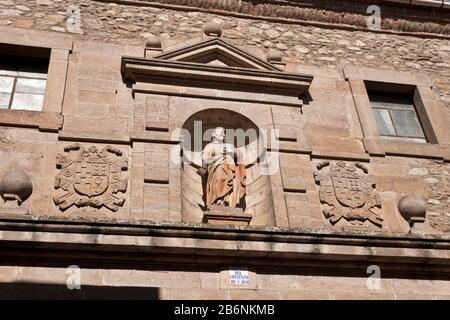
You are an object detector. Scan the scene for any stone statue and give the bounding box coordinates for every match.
[199,127,246,210]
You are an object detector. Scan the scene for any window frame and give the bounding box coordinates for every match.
[344,66,450,161]
[0,27,73,132]
[367,87,427,143]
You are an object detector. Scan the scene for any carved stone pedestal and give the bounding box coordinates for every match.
[203,205,252,226]
[0,196,29,215]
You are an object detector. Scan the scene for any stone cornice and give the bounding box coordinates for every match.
[94,0,450,37]
[122,57,313,91]
[1,215,450,275]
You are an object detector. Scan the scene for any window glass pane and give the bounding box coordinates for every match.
[15,78,46,95]
[0,76,14,93]
[11,93,44,111]
[390,110,425,138]
[372,108,396,136]
[0,93,10,108]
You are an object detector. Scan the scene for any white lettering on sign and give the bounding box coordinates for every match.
[229,269,249,286]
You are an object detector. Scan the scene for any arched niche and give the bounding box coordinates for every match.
[180,108,275,226]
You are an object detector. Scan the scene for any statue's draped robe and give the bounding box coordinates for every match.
[205,153,246,209]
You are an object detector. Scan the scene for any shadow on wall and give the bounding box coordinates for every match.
[0,283,159,300]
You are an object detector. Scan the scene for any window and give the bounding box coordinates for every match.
[0,46,50,112]
[345,66,448,160]
[368,90,427,143]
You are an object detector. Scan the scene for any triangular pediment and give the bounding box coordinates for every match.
[154,38,281,71]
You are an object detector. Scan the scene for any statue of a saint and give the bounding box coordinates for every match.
[198,127,246,209]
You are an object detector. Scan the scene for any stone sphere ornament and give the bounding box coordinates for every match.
[203,22,222,37]
[397,195,427,226]
[0,169,33,205]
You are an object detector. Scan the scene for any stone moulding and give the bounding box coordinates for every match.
[0,216,450,277]
[94,0,450,37]
[121,58,313,106]
[122,58,312,91]
[0,109,63,132]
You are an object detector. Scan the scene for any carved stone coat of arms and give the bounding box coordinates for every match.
[54,144,128,211]
[314,161,383,227]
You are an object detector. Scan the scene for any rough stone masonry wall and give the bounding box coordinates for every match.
[0,0,450,107]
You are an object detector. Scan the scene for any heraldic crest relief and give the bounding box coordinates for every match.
[54,144,128,212]
[314,161,383,227]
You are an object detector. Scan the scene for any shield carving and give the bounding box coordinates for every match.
[314,161,383,227]
[331,176,365,209]
[74,161,109,197]
[54,144,128,212]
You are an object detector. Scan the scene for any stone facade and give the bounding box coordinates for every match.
[0,0,449,300]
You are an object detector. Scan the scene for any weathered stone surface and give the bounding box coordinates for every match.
[0,0,449,301]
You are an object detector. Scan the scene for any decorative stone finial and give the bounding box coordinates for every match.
[0,169,33,206]
[203,22,222,37]
[145,35,162,49]
[398,195,427,233]
[266,50,282,63]
[144,34,163,58]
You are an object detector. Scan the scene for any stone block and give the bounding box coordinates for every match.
[227,289,279,300]
[329,292,396,300]
[145,95,169,131]
[0,266,18,282]
[102,270,202,289]
[279,290,331,300]
[200,272,220,289]
[204,206,252,226]
[17,266,103,286]
[375,176,425,194]
[144,144,169,183]
[393,279,450,296]
[169,288,227,300]
[77,90,116,105]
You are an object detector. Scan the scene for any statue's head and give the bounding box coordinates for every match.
[211,127,225,142]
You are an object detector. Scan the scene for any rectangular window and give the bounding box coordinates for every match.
[0,48,49,112]
[368,90,427,143]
